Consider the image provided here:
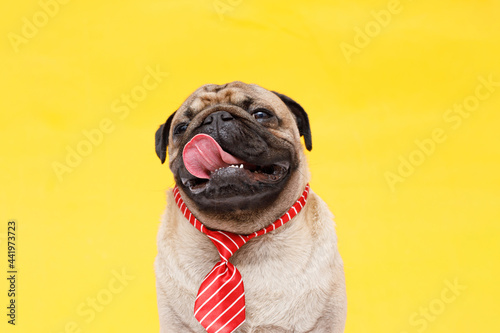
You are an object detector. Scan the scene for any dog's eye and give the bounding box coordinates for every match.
[174,123,188,135]
[252,109,272,121]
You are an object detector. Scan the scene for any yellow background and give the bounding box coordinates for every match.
[1,0,499,332]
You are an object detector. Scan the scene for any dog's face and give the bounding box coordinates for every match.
[155,81,312,233]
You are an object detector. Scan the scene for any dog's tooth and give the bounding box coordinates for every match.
[239,164,243,168]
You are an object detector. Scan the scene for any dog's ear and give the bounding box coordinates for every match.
[272,91,312,151]
[155,111,176,164]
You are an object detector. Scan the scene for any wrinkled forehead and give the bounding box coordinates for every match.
[174,81,285,120]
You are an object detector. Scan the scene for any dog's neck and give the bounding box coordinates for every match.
[173,184,311,235]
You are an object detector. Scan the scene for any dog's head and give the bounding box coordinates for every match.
[155,81,312,233]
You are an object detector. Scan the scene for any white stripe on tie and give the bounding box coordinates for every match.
[218,231,239,248]
[195,265,229,301]
[213,304,246,333]
[207,236,234,257]
[199,261,225,285]
[196,268,237,316]
[199,278,243,324]
[205,292,245,331]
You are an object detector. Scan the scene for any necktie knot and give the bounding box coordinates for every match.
[172,184,310,333]
[205,231,246,262]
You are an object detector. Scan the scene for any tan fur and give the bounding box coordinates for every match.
[155,82,347,332]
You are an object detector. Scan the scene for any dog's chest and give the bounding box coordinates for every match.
[171,225,334,331]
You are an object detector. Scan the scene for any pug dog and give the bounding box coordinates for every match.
[154,81,346,333]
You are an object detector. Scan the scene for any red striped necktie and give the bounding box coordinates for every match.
[172,184,310,333]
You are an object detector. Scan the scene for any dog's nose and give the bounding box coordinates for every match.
[203,111,234,125]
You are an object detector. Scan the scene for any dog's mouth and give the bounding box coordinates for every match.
[180,134,290,195]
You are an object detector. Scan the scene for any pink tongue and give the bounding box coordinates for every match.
[183,134,244,179]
